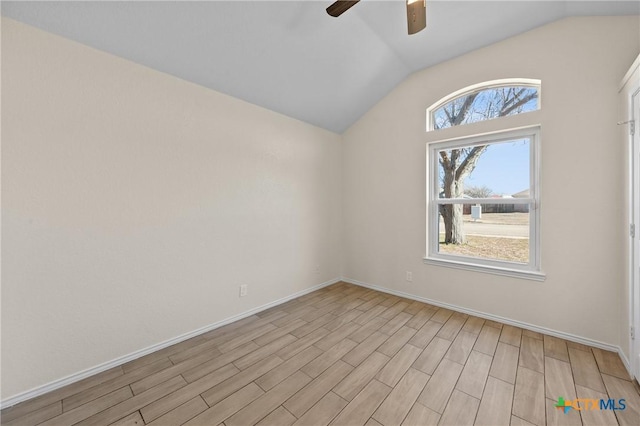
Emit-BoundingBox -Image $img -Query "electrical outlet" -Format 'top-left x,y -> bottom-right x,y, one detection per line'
239,285 -> 248,297
406,271 -> 413,282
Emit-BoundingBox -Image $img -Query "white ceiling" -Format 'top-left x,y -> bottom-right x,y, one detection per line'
2,1 -> 639,133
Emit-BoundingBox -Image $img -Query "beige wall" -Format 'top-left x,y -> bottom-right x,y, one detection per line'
1,18 -> 342,400
342,16 -> 639,349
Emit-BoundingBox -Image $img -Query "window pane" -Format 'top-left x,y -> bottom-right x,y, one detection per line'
438,204 -> 530,263
438,138 -> 530,199
433,86 -> 538,130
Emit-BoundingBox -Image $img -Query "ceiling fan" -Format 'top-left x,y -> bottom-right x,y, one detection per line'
326,0 -> 427,35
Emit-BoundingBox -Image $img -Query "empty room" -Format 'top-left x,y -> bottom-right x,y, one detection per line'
2,1 -> 640,425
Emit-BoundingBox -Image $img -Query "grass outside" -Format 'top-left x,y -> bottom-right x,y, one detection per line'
438,212 -> 530,263
439,234 -> 529,263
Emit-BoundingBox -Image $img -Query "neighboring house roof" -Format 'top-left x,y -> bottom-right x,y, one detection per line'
512,189 -> 530,198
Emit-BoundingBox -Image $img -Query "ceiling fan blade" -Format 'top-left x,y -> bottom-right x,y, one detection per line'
326,1 -> 360,18
407,0 -> 426,35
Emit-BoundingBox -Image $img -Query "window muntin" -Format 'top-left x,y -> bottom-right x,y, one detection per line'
428,80 -> 540,131
427,127 -> 540,274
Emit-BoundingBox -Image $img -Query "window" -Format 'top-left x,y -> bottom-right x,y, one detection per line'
427,79 -> 540,131
425,80 -> 543,280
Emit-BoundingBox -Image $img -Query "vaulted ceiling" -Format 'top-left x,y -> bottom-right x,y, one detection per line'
3,1 -> 638,133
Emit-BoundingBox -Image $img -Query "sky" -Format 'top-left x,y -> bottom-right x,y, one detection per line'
451,138 -> 530,196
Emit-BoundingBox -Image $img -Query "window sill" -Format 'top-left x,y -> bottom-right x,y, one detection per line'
422,257 -> 546,282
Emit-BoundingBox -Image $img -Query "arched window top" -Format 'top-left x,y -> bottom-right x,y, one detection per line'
427,79 -> 541,131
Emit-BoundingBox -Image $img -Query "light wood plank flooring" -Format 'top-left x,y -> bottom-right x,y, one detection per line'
2,282 -> 639,425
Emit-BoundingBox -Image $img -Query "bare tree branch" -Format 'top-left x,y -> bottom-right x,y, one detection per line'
499,91 -> 537,116
451,93 -> 479,126
439,151 -> 450,169
455,145 -> 488,181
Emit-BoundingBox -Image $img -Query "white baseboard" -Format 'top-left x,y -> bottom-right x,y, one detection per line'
342,277 -> 632,374
0,277 -> 341,410
618,350 -> 632,377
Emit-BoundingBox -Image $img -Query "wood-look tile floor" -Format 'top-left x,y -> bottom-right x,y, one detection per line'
2,282 -> 639,426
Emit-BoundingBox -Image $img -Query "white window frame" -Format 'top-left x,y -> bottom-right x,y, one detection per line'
426,78 -> 542,132
424,126 -> 544,281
